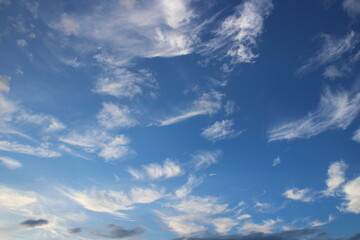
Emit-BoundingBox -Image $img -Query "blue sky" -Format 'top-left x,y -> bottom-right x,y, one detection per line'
0,0 -> 360,239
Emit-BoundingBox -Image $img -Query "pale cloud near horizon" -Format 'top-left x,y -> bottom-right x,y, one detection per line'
238,219 -> 280,234
268,88 -> 360,141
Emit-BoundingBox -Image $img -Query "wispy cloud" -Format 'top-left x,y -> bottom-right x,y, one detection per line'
310,215 -> 334,227
128,159 -> 183,180
158,195 -> 236,235
191,150 -> 221,171
199,0 -> 273,69
238,219 -> 281,234
0,140 -> 61,158
59,130 -> 135,162
283,188 -> 313,202
0,156 -> 22,169
17,112 -> 66,132
343,0 -> 360,18
296,31 -> 359,76
61,186 -> 164,218
94,68 -> 158,99
159,90 -> 223,126
201,120 -> 241,142
352,128 -> 360,143
175,175 -> 204,199
97,102 -> 137,129
323,161 -> 347,196
268,88 -> 360,141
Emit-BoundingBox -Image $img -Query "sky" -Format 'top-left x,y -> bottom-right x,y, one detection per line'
0,0 -> 360,239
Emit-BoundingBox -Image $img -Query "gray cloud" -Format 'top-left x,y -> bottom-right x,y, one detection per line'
91,224 -> 144,239
174,229 -> 360,240
68,227 -> 82,234
20,219 -> 49,227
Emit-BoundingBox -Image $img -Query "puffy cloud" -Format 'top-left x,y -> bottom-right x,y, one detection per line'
97,102 -> 137,129
283,188 -> 313,202
202,120 -> 241,142
340,176 -> 360,213
160,90 -> 224,126
0,156 -> 22,169
272,157 -> 281,167
268,88 -> 360,141
323,161 -> 347,196
0,140 -> 61,158
91,224 -> 144,239
16,39 -> 28,47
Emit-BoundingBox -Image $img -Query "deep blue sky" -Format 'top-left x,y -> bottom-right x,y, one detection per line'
0,0 -> 360,239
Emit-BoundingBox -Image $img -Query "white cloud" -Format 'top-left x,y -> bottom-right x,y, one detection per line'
94,68 -> 158,98
352,128 -> 360,142
323,160 -> 347,196
238,219 -> 280,234
340,176 -> 360,213
18,112 -> 66,132
52,0 -> 196,61
200,0 -> 273,66
272,157 -> 281,167
201,119 -> 240,141
0,185 -> 38,213
210,217 -> 238,233
16,39 -> 27,47
283,188 -> 313,202
61,187 -> 164,218
297,31 -> 359,75
128,159 -> 183,180
97,102 -> 137,129
175,175 -> 203,199
224,101 -> 235,115
268,88 -> 360,141
59,130 -> 135,162
158,195 -> 235,235
191,150 -> 221,171
343,0 -> 360,18
0,140 -> 61,158
323,65 -> 343,79
310,215 -> 334,227
237,214 -> 252,221
159,90 -> 223,126
0,156 -> 22,169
